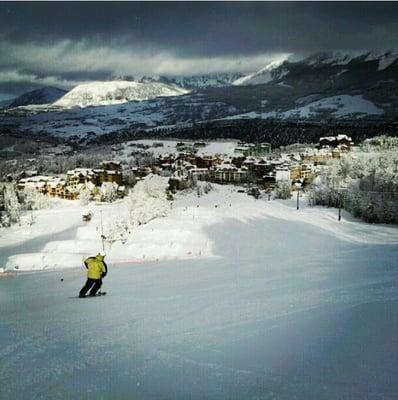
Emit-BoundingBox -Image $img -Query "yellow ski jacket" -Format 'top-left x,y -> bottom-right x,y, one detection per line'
84,254 -> 107,280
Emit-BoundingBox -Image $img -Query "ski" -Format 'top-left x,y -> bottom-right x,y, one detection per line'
70,292 -> 107,299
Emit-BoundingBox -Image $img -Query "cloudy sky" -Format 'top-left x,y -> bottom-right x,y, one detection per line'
1,1 -> 397,99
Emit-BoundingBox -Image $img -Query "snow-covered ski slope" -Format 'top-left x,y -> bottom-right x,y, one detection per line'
1,186 -> 397,271
1,186 -> 398,399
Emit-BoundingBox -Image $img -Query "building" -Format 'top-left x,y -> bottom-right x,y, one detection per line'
290,164 -> 301,180
195,155 -> 223,169
235,142 -> 271,157
67,168 -> 98,189
93,168 -> 123,186
300,164 -> 314,181
213,164 -> 248,183
189,168 -> 211,181
18,162 -> 126,201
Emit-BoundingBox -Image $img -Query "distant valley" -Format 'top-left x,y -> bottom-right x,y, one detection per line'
1,51 -> 397,148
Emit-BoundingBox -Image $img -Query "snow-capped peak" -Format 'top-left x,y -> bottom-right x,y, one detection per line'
365,51 -> 398,71
303,52 -> 358,66
53,80 -> 189,108
233,58 -> 288,86
139,73 -> 245,89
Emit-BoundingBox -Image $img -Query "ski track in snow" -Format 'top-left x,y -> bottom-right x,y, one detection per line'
1,186 -> 398,399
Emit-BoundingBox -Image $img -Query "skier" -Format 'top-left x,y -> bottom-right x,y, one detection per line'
79,253 -> 108,298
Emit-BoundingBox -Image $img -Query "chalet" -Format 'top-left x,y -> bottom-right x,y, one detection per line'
158,163 -> 173,176
214,164 -> 248,184
132,167 -> 152,179
177,152 -> 197,166
290,164 -> 301,180
300,164 -> 314,181
157,154 -> 176,166
18,176 -> 53,193
242,157 -> 256,169
67,168 -> 98,189
195,155 -> 222,169
262,173 -> 276,189
93,168 -> 123,186
231,155 -> 246,168
188,168 -> 211,181
46,178 -> 67,198
252,159 -> 273,177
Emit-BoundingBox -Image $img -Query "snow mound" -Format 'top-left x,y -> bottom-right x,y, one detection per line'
54,80 -> 189,108
5,252 -> 85,271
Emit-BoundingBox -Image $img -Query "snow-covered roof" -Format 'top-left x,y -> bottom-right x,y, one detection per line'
21,175 -> 55,183
320,134 -> 352,143
101,160 -> 121,165
192,168 -> 209,172
67,168 -> 95,177
217,164 -> 237,170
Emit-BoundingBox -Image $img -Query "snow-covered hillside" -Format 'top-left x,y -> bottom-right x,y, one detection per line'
365,51 -> 398,71
1,185 -> 397,271
1,186 -> 397,399
234,51 -> 398,87
2,50 -> 397,136
142,73 -> 245,89
225,94 -> 384,120
233,59 -> 287,86
54,80 -> 189,108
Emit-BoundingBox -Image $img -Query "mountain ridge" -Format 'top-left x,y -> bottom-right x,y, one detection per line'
9,86 -> 67,108
2,50 -> 397,138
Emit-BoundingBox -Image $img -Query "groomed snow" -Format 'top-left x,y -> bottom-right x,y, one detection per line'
1,186 -> 397,272
1,185 -> 397,399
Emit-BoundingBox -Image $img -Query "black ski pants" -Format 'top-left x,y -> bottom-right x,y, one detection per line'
79,278 -> 102,296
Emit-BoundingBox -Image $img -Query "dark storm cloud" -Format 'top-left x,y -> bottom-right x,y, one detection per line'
1,2 -> 398,97
2,2 -> 398,55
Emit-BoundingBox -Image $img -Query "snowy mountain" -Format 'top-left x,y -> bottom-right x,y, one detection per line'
140,72 -> 245,89
53,80 -> 189,108
234,51 -> 398,86
365,51 -> 398,71
2,51 -> 397,138
233,60 -> 287,86
8,86 -> 67,108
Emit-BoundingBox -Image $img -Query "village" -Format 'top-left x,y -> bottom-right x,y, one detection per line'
10,134 -> 354,202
